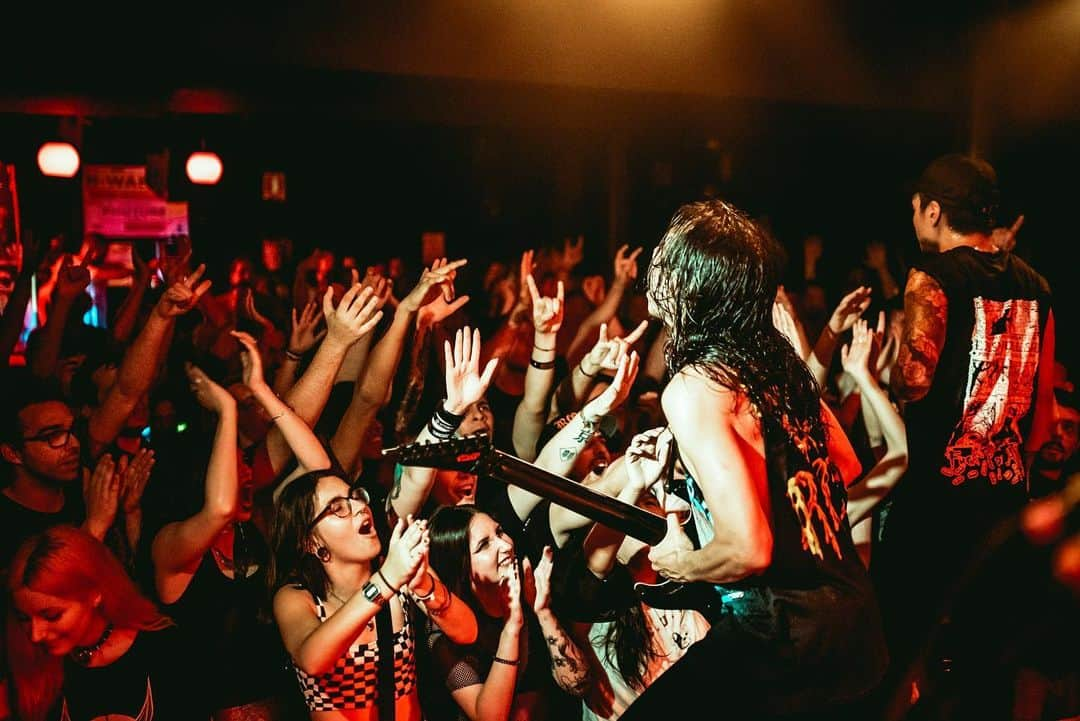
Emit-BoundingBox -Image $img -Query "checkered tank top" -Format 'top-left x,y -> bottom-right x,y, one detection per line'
294,593 -> 417,711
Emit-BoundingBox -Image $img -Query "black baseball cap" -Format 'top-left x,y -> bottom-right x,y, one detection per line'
912,154 -> 1000,230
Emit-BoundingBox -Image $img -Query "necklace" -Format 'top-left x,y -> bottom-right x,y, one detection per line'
71,622 -> 113,665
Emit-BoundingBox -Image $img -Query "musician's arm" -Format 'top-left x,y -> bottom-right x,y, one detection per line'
891,269 -> 947,403
648,374 -> 772,584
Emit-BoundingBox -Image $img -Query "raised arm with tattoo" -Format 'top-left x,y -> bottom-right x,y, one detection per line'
152,364 -> 238,603
525,546 -> 592,697
890,269 -> 947,404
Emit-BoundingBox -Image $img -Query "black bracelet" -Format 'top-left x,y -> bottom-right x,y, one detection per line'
529,358 -> 557,370
375,568 -> 398,595
428,402 -> 465,441
533,342 -> 555,352
578,363 -> 598,378
285,349 -> 304,362
493,656 -> 520,667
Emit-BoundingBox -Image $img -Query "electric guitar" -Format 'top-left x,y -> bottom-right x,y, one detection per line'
382,434 -> 729,619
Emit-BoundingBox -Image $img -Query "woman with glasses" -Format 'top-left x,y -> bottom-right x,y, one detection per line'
232,328 -> 476,721
149,350 -> 296,721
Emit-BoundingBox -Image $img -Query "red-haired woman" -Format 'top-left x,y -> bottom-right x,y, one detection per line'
6,524 -> 203,721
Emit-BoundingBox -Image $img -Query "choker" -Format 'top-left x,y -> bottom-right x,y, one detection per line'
70,623 -> 113,665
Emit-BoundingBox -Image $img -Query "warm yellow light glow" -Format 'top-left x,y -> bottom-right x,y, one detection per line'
37,142 -> 80,178
186,151 -> 223,185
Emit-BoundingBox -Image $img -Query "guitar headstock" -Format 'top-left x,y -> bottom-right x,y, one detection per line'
381,433 -> 493,471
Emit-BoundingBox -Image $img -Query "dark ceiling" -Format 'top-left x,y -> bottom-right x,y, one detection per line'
4,0 -> 1076,134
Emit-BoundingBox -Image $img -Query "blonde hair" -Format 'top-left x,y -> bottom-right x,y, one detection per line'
6,525 -> 173,721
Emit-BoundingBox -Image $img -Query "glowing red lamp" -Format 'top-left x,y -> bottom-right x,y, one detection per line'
185,151 -> 223,185
37,142 -> 80,178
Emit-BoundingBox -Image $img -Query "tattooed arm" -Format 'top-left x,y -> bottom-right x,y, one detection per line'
527,547 -> 593,697
891,269 -> 947,404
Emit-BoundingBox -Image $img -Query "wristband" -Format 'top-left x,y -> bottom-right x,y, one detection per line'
493,656 -> 520,667
578,363 -> 598,378
412,575 -> 436,602
428,402 -> 465,441
375,568 -> 398,595
285,348 -> 304,362
529,358 -> 556,370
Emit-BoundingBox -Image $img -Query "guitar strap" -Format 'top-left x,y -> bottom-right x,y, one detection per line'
375,600 -> 395,721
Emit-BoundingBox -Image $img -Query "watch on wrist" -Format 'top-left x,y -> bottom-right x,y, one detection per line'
362,580 -> 385,605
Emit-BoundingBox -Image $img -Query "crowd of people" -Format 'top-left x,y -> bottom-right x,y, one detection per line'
0,153 -> 1075,721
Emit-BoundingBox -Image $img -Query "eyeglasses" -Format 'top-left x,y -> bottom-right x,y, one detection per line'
308,486 -> 371,531
22,427 -> 75,449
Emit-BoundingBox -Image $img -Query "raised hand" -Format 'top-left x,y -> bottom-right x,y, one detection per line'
443,326 -> 499,415
241,290 -> 273,329
186,362 -> 237,413
418,292 -> 470,330
155,263 -> 211,318
231,331 -> 267,390
322,282 -> 384,348
625,427 -> 674,497
522,545 -> 554,614
289,301 -> 326,355
130,246 -> 152,286
399,258 -> 467,313
583,351 -> 640,419
552,235 -> 585,274
55,254 -> 91,301
504,558 -> 524,631
840,318 -> 877,384
381,515 -> 430,591
582,321 -> 649,375
158,242 -> 193,289
612,244 -> 644,287
84,454 -> 120,539
527,274 -> 564,334
991,214 -> 1024,252
119,448 -> 156,514
827,286 -> 872,336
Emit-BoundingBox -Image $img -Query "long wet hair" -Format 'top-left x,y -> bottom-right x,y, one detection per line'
647,199 -> 824,440
267,468 -> 345,602
6,525 -> 173,721
603,599 -> 654,691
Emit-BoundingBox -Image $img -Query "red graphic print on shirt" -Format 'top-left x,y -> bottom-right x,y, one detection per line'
784,417 -> 846,560
941,297 -> 1040,486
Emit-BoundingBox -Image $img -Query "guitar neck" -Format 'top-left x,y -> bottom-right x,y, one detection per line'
482,450 -> 667,546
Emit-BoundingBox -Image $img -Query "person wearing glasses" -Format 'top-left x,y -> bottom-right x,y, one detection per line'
226,327 -> 475,720
0,380 -> 119,571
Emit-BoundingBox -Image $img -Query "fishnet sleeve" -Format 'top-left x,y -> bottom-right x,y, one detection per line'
428,627 -> 486,692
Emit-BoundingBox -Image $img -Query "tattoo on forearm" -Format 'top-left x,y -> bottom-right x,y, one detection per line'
546,632 -> 592,696
559,447 -> 578,462
892,270 -> 947,402
573,418 -> 597,444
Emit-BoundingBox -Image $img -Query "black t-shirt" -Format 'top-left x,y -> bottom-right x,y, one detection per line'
55,627 -> 207,721
0,490 -> 84,573
887,248 -> 1052,567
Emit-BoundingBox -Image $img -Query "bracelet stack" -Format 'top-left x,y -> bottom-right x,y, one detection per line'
428,403 -> 465,441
